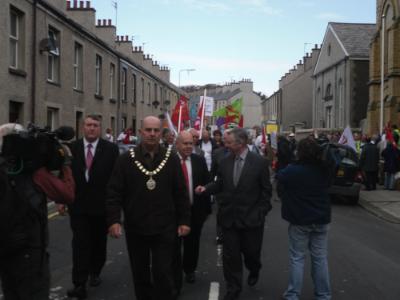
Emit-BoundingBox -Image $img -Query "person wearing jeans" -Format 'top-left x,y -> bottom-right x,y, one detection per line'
277,138 -> 332,300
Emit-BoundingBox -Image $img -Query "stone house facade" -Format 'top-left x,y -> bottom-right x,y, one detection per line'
313,22 -> 375,130
367,0 -> 400,134
1,0 -> 182,139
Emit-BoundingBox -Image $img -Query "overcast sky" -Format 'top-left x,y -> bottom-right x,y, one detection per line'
90,0 -> 376,96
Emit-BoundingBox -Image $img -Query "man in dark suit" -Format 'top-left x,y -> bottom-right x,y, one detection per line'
174,131 -> 211,291
196,128 -> 272,300
107,116 -> 191,300
359,135 -> 380,190
64,115 -> 119,299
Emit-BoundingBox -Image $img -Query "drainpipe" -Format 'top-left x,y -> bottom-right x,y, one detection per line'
31,0 -> 38,123
117,58 -> 121,135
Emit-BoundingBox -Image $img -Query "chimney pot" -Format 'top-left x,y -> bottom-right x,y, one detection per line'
134,46 -> 137,51
79,1 -> 84,9
117,36 -> 120,41
86,1 -> 90,8
108,19 -> 112,26
67,1 -> 71,9
125,35 -> 129,41
73,0 -> 77,8
102,19 -> 106,26
97,19 -> 101,26
139,46 -> 142,52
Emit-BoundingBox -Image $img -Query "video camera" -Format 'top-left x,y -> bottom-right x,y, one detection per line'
0,124 -> 75,173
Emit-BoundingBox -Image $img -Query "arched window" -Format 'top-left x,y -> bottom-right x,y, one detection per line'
324,83 -> 332,100
338,79 -> 344,127
383,4 -> 395,74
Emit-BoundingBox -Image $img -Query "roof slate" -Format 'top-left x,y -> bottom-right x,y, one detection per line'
330,22 -> 376,58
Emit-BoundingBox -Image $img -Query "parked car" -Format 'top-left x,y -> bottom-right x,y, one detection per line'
118,143 -> 135,155
326,143 -> 362,204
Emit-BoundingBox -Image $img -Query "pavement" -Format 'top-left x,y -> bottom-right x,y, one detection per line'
359,186 -> 400,224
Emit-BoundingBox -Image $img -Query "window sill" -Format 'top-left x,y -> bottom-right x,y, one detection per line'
73,88 -> 83,94
109,98 -> 117,104
121,99 -> 128,103
95,94 -> 104,100
47,80 -> 61,87
140,101 -> 144,104
131,102 -> 136,106
9,67 -> 27,77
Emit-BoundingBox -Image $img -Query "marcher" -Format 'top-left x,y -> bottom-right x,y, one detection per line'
195,127 -> 272,300
189,128 -> 204,156
104,128 -> 114,143
0,123 -> 75,300
381,140 -> 400,190
107,116 -> 191,300
277,138 -> 332,300
65,115 -> 119,299
173,131 -> 211,292
199,129 -> 216,171
359,136 -> 380,190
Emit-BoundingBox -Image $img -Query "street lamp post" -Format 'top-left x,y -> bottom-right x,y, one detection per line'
178,68 -> 195,87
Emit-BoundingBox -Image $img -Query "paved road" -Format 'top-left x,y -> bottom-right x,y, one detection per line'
2,199 -> 400,300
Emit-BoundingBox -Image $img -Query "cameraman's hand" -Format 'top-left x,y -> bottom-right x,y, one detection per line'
57,204 -> 66,216
109,223 -> 122,238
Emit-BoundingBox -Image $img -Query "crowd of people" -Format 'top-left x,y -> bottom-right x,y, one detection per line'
2,114 -> 399,300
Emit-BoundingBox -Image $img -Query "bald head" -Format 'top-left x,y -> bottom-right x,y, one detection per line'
189,128 -> 200,145
176,131 -> 193,159
140,116 -> 162,149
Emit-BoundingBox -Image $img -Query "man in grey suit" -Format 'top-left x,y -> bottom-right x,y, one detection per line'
195,128 -> 272,300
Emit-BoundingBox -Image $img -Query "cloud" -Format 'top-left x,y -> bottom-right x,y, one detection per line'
296,0 -> 315,7
316,12 -> 345,21
235,0 -> 281,15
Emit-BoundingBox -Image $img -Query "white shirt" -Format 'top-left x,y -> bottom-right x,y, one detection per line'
178,153 -> 193,205
201,140 -> 212,171
83,138 -> 99,181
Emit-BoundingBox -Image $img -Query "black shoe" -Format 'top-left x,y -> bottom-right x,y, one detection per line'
223,291 -> 240,300
247,271 -> 259,286
89,275 -> 102,287
67,285 -> 87,299
185,272 -> 196,283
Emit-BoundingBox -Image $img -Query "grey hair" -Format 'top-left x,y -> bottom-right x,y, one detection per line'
229,128 -> 248,146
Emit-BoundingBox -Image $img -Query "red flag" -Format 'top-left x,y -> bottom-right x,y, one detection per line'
385,122 -> 396,146
194,98 -> 204,130
261,125 -> 266,144
238,115 -> 244,128
171,96 -> 190,129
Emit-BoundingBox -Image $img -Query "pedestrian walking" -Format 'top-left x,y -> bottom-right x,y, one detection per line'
277,138 -> 332,300
195,127 -> 272,300
107,116 -> 191,300
65,115 -> 119,299
173,131 -> 211,293
359,136 -> 380,190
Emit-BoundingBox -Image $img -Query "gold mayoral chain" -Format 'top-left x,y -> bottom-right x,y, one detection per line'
129,146 -> 172,191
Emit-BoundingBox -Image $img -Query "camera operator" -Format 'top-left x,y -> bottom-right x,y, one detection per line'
0,123 -> 75,300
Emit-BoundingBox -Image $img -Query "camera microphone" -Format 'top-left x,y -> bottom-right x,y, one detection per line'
54,126 -> 75,141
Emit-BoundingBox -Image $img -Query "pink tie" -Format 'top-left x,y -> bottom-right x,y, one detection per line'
86,144 -> 93,170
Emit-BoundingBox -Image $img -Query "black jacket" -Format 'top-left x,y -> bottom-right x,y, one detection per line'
205,151 -> 272,228
69,138 -> 119,216
106,145 -> 191,235
359,143 -> 379,172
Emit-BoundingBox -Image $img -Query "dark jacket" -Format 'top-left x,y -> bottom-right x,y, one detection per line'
277,163 -> 331,225
205,151 -> 272,228
69,138 -> 119,216
359,142 -> 379,172
381,144 -> 400,173
106,145 -> 191,235
189,154 -> 212,227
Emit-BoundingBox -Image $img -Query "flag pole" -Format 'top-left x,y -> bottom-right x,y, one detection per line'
380,13 -> 386,135
200,89 -> 207,134
178,104 -> 182,133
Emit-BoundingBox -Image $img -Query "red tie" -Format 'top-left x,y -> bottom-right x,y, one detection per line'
86,144 -> 93,170
181,158 -> 189,191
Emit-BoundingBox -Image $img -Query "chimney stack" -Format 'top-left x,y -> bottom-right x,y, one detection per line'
108,19 -> 112,26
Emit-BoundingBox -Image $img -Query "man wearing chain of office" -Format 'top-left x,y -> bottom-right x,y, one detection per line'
107,116 -> 191,300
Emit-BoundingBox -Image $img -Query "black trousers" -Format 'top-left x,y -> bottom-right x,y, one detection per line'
70,214 -> 107,286
125,229 -> 176,300
364,171 -> 378,190
0,248 -> 49,300
222,225 -> 264,294
173,221 -> 205,293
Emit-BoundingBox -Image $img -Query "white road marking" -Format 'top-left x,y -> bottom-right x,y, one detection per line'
209,282 -> 220,300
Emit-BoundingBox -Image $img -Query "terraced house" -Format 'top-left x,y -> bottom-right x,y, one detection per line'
1,0 -> 183,137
